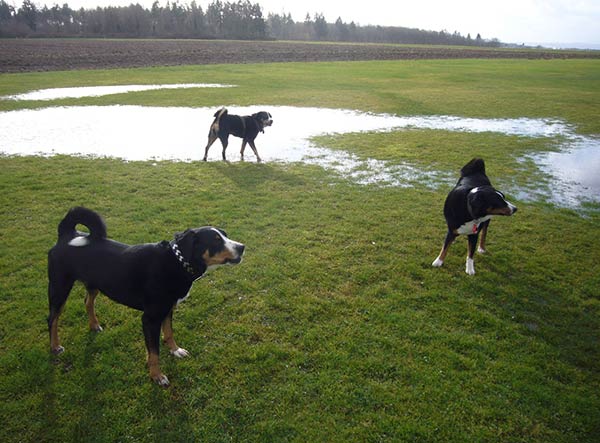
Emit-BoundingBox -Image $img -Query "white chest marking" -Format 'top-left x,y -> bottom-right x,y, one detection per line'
456,216 -> 491,235
177,291 -> 191,305
68,236 -> 90,247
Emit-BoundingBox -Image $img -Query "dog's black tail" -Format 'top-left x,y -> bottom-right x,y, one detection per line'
460,158 -> 486,177
57,207 -> 107,241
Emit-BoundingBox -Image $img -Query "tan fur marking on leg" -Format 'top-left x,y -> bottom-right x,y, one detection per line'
478,224 -> 488,252
85,289 -> 102,332
437,246 -> 449,262
50,316 -> 62,353
161,312 -> 178,353
147,352 -> 168,386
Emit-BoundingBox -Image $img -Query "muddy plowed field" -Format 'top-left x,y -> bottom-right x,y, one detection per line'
1,38 -> 598,73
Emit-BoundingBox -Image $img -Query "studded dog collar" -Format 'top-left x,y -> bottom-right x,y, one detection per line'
170,241 -> 197,276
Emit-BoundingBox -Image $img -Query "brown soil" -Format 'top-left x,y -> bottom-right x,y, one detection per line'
1,38 -> 598,73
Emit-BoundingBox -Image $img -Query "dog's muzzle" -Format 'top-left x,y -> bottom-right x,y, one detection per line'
227,242 -> 245,264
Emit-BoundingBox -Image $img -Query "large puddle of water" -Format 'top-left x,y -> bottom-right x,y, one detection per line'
0,83 -> 236,101
0,103 -> 598,208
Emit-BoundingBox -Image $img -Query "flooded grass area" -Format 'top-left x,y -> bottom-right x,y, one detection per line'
0,98 -> 598,209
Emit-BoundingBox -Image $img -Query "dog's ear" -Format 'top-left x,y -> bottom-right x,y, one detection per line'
173,229 -> 210,275
174,229 -> 189,242
461,158 -> 485,177
174,229 -> 195,258
468,191 -> 488,218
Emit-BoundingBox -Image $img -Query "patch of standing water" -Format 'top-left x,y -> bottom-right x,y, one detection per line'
0,83 -> 236,101
528,136 -> 600,207
0,104 -> 598,209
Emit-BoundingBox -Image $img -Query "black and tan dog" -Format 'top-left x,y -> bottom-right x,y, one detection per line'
202,107 -> 273,162
47,207 -> 245,386
432,158 -> 517,275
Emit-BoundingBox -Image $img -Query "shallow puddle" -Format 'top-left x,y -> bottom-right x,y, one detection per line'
532,137 -> 600,207
1,83 -> 235,101
0,104 -> 598,208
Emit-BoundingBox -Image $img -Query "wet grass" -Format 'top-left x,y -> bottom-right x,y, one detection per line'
1,59 -> 599,132
1,58 -> 599,442
312,129 -> 569,204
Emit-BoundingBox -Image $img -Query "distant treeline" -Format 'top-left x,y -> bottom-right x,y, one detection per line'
0,0 -> 501,46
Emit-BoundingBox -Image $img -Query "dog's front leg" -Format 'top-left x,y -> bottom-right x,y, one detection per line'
85,289 -> 103,332
142,312 -> 169,387
248,140 -> 262,163
162,308 -> 190,358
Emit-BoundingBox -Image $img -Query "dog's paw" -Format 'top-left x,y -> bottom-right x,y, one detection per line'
432,257 -> 444,267
465,258 -> 476,275
90,324 -> 103,332
170,348 -> 190,359
153,373 -> 170,387
51,345 -> 65,355
477,246 -> 487,254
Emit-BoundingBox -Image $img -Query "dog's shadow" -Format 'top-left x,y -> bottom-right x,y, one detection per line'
40,331 -> 195,440
208,161 -> 308,189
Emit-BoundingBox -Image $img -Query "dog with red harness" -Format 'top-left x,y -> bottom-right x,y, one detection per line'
432,158 -> 517,275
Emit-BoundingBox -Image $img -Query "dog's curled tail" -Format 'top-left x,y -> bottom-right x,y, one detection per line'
460,158 -> 486,177
57,207 -> 107,241
210,107 -> 228,133
214,107 -> 228,120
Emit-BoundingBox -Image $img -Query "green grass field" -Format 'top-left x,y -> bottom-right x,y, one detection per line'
1,58 -> 599,442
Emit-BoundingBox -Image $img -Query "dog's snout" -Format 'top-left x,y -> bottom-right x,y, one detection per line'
236,243 -> 245,256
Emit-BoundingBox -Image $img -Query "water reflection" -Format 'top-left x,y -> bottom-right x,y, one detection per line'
0,104 -> 597,208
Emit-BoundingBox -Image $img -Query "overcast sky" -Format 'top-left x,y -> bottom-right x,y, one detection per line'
13,0 -> 600,46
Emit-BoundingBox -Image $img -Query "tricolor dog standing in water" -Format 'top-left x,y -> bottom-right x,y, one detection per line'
47,207 -> 245,386
203,107 -> 273,162
432,158 -> 517,275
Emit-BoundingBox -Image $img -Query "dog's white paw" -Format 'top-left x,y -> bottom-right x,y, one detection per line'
52,345 -> 65,355
477,246 -> 487,254
432,257 -> 444,267
465,258 -> 476,275
153,374 -> 170,387
170,348 -> 190,358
